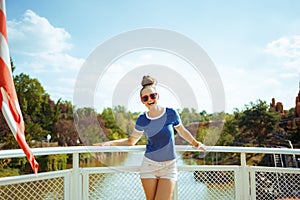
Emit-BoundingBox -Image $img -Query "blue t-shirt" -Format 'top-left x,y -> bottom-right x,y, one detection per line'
134,107 -> 181,162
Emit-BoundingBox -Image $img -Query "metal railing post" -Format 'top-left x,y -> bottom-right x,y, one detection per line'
240,153 -> 250,200
71,153 -> 81,200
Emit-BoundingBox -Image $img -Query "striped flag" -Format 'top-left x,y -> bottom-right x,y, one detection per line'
0,0 -> 39,174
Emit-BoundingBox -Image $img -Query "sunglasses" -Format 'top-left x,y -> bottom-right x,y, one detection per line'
141,93 -> 158,102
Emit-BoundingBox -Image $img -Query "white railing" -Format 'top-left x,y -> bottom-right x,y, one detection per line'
0,146 -> 300,200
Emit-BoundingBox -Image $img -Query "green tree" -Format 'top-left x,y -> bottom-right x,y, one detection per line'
199,110 -> 210,122
219,114 -> 238,146
51,100 -> 74,143
54,119 -> 78,146
14,73 -> 55,141
73,107 -> 101,145
179,108 -> 202,125
14,73 -> 45,121
58,100 -> 73,120
0,110 -> 13,148
101,107 -> 127,140
235,100 -> 281,146
180,108 -> 191,125
113,105 -> 136,134
38,96 -> 61,133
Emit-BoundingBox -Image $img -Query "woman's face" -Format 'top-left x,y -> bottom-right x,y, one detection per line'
140,87 -> 159,109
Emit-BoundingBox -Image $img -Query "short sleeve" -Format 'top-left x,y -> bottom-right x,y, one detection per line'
134,114 -> 145,133
171,108 -> 181,127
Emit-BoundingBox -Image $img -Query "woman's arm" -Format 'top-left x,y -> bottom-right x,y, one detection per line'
93,130 -> 143,146
175,124 -> 206,151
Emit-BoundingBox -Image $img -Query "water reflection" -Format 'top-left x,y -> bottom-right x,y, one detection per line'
80,152 -> 203,167
83,152 -> 235,199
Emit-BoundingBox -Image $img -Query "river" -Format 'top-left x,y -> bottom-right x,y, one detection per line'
86,152 -> 235,200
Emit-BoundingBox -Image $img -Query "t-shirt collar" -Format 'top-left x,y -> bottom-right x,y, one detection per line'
145,107 -> 166,120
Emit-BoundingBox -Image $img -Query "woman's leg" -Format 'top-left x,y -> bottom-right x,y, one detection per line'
141,178 -> 158,200
154,178 -> 176,200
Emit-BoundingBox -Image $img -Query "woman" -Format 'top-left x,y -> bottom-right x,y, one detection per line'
98,75 -> 206,200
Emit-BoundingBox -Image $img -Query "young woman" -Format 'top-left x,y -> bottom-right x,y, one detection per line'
97,75 -> 206,200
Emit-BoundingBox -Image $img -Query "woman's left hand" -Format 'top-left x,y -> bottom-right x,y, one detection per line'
193,142 -> 206,151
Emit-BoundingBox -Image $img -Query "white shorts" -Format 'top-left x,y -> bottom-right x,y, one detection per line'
139,156 -> 178,181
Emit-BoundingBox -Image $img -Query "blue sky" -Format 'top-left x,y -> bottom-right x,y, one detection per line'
5,0 -> 300,113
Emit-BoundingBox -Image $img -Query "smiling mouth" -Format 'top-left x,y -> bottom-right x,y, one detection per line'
148,101 -> 155,105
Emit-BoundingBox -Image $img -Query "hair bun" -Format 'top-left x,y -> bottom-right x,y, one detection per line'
141,75 -> 156,87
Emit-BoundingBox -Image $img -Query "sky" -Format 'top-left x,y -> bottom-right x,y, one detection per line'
5,0 -> 300,114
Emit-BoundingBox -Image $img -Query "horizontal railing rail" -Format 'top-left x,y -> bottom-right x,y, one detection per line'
1,145 -> 300,159
0,146 -> 299,200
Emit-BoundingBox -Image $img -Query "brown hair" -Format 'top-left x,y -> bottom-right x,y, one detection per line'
140,75 -> 157,95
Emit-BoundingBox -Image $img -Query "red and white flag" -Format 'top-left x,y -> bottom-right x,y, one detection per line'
0,0 -> 39,174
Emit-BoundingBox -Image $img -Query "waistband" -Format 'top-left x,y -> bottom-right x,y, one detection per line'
143,156 -> 177,166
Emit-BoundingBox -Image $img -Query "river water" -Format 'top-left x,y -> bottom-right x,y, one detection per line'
87,152 -> 235,200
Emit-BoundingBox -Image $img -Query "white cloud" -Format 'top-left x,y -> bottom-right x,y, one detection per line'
264,78 -> 281,86
44,85 -> 74,103
7,10 -> 84,102
8,10 -> 72,54
25,52 -> 84,72
280,72 -> 299,78
218,61 -> 299,113
7,10 -> 84,73
264,35 -> 300,72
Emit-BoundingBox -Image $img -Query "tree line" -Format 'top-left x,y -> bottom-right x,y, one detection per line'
1,59 -> 299,176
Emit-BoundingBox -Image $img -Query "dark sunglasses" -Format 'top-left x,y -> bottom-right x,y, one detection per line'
141,93 -> 158,102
